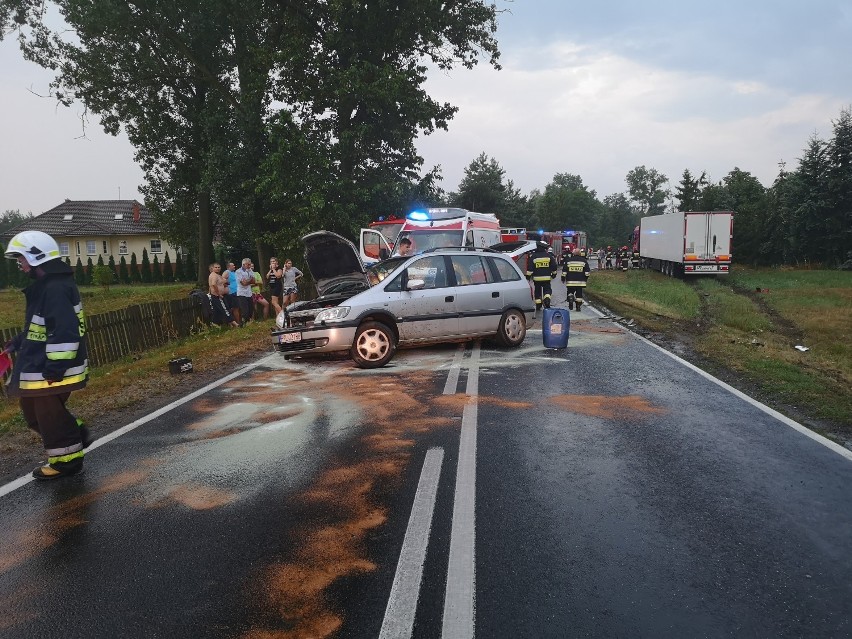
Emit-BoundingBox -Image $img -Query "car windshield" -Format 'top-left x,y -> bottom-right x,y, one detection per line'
366,256 -> 408,286
397,230 -> 464,252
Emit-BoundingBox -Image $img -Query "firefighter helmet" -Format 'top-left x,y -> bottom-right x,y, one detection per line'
4,231 -> 62,266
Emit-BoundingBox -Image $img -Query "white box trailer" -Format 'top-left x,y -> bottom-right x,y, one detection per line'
639,211 -> 733,275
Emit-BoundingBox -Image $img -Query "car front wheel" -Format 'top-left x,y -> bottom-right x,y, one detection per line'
351,321 -> 396,368
497,309 -> 526,347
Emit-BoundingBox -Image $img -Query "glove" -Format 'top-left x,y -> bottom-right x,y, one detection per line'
43,369 -> 65,385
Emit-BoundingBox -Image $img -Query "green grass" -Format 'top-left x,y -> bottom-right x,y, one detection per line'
0,283 -> 191,329
589,266 -> 852,428
590,270 -> 701,321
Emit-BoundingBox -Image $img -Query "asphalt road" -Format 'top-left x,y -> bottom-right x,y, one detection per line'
1,286 -> 851,639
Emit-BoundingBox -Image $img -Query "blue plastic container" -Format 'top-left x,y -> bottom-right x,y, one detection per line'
542,308 -> 570,349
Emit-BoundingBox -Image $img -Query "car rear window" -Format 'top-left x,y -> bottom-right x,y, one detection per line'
488,256 -> 522,282
450,255 -> 493,286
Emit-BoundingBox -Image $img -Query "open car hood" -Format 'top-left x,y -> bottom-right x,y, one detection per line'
302,231 -> 369,296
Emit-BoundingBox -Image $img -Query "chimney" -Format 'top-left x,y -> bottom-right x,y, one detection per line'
132,202 -> 141,223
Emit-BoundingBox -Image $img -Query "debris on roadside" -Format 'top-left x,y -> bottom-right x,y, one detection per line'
794,345 -> 810,352
750,338 -> 765,346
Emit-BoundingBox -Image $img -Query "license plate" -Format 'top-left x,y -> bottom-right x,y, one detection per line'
279,332 -> 302,344
696,265 -> 718,271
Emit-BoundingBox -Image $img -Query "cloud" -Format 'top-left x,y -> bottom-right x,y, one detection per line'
416,38 -> 847,198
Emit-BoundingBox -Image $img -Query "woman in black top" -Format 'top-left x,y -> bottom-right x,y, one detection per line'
267,257 -> 284,316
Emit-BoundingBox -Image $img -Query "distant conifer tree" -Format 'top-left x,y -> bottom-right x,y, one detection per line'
152,253 -> 162,283
130,252 -> 142,283
162,251 -> 173,282
174,252 -> 185,281
75,258 -> 85,285
141,249 -> 152,283
119,255 -> 129,284
86,257 -> 94,285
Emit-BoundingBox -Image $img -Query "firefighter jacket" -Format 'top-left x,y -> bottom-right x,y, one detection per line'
561,256 -> 591,286
526,249 -> 557,282
6,259 -> 89,398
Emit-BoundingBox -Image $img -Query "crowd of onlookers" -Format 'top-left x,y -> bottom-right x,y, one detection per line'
207,257 -> 303,327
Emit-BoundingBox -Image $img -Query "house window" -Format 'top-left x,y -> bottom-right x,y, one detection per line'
76,242 -> 81,256
114,213 -> 123,220
86,241 -> 96,255
59,242 -> 70,257
150,239 -> 162,254
63,214 -> 74,221
103,241 -> 108,254
119,241 -> 128,255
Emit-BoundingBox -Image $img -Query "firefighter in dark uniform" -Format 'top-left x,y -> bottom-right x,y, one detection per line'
619,246 -> 630,271
561,248 -> 591,311
631,246 -> 641,269
3,231 -> 92,480
526,243 -> 557,311
605,246 -> 614,269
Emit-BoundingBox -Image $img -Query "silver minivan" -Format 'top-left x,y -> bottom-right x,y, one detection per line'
271,231 -> 535,368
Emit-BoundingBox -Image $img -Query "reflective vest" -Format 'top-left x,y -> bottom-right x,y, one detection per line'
7,260 -> 89,397
561,256 -> 590,286
526,250 -> 557,282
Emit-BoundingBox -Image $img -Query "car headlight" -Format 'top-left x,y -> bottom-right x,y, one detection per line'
314,306 -> 350,322
275,311 -> 286,328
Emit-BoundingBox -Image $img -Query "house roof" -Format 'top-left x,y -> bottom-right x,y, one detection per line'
1,200 -> 160,239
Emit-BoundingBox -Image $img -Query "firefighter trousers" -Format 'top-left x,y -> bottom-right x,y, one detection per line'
533,280 -> 552,308
20,393 -> 83,454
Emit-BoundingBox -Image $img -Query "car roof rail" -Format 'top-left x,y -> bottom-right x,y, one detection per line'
420,246 -> 500,254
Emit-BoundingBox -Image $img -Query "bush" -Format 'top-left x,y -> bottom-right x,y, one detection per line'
91,265 -> 115,290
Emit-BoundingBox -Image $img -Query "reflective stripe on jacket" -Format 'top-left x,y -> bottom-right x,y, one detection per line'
7,260 -> 89,398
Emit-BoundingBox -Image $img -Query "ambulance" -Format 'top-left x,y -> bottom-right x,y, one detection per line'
359,207 -> 502,263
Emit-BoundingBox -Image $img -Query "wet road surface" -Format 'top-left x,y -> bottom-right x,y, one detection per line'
1,286 -> 851,638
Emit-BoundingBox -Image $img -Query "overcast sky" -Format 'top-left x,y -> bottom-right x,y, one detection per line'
2,0 -> 850,215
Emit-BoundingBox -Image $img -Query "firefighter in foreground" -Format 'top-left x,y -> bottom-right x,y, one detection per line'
561,248 -> 591,311
3,231 -> 92,480
526,242 -> 558,311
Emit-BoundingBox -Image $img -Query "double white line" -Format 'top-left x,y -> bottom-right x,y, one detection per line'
380,343 -> 480,639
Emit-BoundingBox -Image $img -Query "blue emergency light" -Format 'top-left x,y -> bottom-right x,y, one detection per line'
408,210 -> 430,221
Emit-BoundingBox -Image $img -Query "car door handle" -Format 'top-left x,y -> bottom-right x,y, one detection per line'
445,296 -> 454,302
492,291 -> 500,298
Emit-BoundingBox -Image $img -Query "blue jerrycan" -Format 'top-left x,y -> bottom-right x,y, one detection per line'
542,308 -> 570,349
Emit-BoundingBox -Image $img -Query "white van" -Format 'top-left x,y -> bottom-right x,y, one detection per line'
360,208 -> 502,263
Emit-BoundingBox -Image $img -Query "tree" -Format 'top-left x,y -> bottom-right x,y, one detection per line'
674,169 -> 707,211
119,255 -> 130,284
535,173 -> 601,236
827,106 -> 852,265
0,210 -> 32,234
129,253 -> 142,283
162,251 -> 173,282
626,166 -> 669,216
141,249 -> 152,283
3,0 -> 501,287
107,254 -> 117,281
85,257 -> 94,285
597,193 -> 637,248
174,252 -> 185,281
453,153 -> 508,213
74,258 -> 85,285
151,253 -> 162,283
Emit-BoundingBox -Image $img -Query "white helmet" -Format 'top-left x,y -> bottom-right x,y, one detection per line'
4,231 -> 62,266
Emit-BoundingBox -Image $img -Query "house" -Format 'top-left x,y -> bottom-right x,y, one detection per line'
1,199 -> 181,266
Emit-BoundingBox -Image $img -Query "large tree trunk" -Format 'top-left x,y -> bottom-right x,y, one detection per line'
197,189 -> 214,287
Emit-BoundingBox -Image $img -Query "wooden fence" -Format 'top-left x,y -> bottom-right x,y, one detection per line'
0,297 -> 207,369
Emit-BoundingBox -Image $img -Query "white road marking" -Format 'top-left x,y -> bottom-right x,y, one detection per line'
0,353 -> 279,498
630,329 -> 852,462
379,447 -> 445,639
442,343 -> 466,395
442,341 -> 480,639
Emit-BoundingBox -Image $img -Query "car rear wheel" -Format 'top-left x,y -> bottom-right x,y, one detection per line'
497,309 -> 526,347
351,321 -> 396,368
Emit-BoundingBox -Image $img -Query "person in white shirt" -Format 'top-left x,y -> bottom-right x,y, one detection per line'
235,258 -> 256,324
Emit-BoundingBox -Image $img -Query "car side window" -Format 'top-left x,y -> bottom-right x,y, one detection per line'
450,255 -> 492,286
488,256 -> 522,282
405,256 -> 449,289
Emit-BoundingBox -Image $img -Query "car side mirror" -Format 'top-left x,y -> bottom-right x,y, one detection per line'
407,279 -> 425,291
379,248 -> 389,260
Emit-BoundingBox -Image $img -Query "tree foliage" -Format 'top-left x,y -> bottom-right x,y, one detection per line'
626,165 -> 669,216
